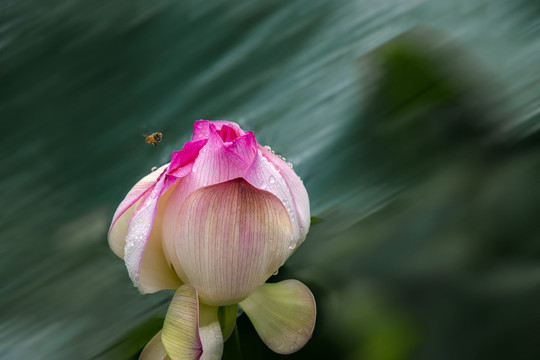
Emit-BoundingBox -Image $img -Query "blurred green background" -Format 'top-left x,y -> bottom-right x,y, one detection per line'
1,0 -> 540,359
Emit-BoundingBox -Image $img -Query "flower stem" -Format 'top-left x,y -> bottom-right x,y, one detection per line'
223,325 -> 243,360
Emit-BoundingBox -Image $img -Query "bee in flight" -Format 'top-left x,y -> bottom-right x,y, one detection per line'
145,132 -> 163,147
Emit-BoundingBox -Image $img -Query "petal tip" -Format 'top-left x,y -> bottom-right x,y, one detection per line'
240,279 -> 316,355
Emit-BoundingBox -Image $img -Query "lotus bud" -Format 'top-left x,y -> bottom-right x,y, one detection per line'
109,120 -> 315,359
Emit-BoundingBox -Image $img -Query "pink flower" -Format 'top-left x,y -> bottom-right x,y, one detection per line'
108,121 -> 315,359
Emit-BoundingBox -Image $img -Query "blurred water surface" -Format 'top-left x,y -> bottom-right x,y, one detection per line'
1,0 -> 539,359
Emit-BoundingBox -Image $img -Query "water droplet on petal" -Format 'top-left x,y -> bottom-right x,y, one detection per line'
287,162 -> 293,169
269,175 -> 275,184
151,166 -> 158,171
264,145 -> 272,151
272,269 -> 279,275
288,238 -> 297,250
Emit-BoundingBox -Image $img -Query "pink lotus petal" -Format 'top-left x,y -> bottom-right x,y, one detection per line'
124,172 -> 179,291
211,127 -> 257,164
162,127 -> 258,275
165,178 -> 294,306
138,183 -> 183,293
192,120 -> 247,141
259,145 -> 310,246
243,149 -> 302,254
162,285 -> 223,360
239,280 -> 316,354
112,133 -> 210,292
109,164 -> 182,293
217,124 -> 238,142
108,163 -> 168,258
168,139 -> 207,177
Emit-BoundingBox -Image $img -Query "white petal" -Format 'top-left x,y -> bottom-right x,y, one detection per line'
138,183 -> 182,293
108,164 -> 168,258
139,331 -> 170,360
198,303 -> 223,360
162,285 -> 223,360
239,280 -> 316,354
124,175 -> 180,293
259,145 -> 310,246
108,198 -> 140,258
163,178 -> 294,306
243,149 -> 308,253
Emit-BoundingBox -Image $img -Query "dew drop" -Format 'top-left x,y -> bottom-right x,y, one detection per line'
269,175 -> 275,184
288,238 -> 297,250
151,166 -> 158,171
272,269 -> 279,276
287,162 -> 293,169
264,145 -> 272,151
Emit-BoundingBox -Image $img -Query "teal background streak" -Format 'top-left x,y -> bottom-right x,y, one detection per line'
1,0 -> 539,359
